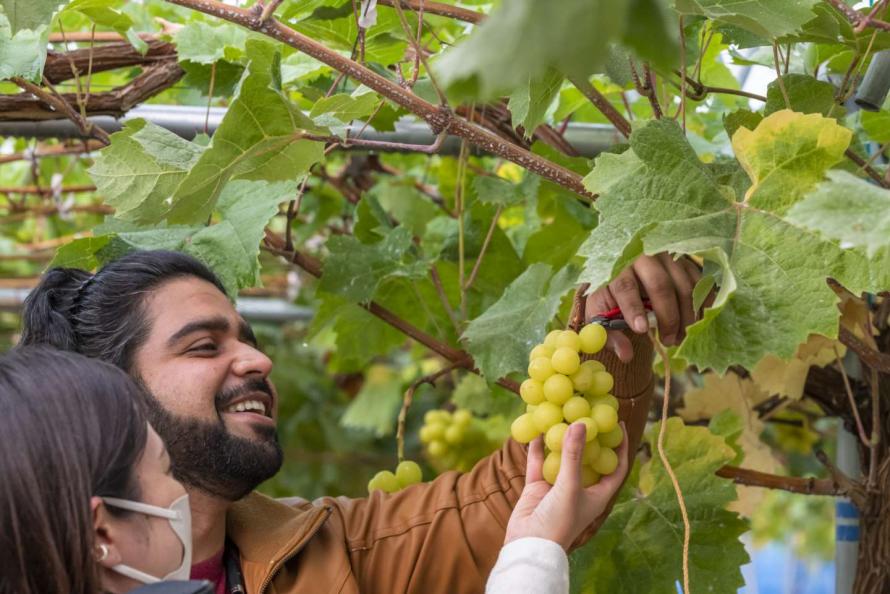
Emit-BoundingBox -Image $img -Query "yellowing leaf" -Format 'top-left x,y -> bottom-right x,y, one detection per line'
680,372 -> 781,516
732,110 -> 851,214
751,334 -> 843,400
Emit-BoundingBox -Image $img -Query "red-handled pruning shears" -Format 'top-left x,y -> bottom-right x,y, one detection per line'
587,299 -> 656,330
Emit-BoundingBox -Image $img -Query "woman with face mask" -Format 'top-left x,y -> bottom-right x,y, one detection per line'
0,347 -> 204,594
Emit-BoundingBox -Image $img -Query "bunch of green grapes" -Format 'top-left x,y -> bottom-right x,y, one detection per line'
510,325 -> 624,486
367,460 -> 423,494
419,408 -> 500,472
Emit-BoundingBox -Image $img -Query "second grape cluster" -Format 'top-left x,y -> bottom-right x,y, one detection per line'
510,324 -> 624,486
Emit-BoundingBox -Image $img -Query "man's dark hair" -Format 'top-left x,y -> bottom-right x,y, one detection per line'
0,347 -> 149,594
19,250 -> 228,371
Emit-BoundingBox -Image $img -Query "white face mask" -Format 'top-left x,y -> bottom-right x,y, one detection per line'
102,494 -> 192,584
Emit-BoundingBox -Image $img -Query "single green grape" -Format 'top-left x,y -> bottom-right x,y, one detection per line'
587,370 -> 614,396
575,416 -> 598,441
544,422 -> 569,452
422,422 -> 446,442
529,344 -> 554,361
581,466 -> 601,488
395,460 -> 423,487
368,470 -> 400,494
520,379 -> 545,405
579,323 -> 607,354
445,424 -> 466,445
542,373 -> 573,405
555,329 -> 581,351
591,404 -> 618,433
543,329 -> 563,349
532,401 -> 564,433
563,396 -> 591,423
452,409 -> 472,426
428,440 -> 448,458
528,357 -> 555,382
551,347 -> 581,375
542,451 -> 562,485
588,393 -> 620,411
510,413 -> 539,444
569,362 -> 596,392
591,447 -> 619,475
598,425 -> 624,448
582,439 -> 601,464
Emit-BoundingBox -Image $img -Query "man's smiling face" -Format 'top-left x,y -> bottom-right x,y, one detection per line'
132,276 -> 283,500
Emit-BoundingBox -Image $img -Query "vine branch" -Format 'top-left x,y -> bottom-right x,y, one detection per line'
164,0 -> 593,199
715,466 -> 848,496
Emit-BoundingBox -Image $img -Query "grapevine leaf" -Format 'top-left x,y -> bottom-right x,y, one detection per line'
309,291 -> 405,372
435,0 -> 629,99
0,15 -> 48,81
340,365 -> 403,436
89,119 -> 205,224
733,109 -> 851,214
451,373 -> 523,418
578,113 -> 885,372
50,235 -> 112,270
172,21 -> 249,65
862,109 -> 890,143
167,40 -> 324,224
621,0 -> 680,71
63,0 -> 141,50
369,179 -> 440,237
723,108 -> 762,138
0,0 -> 65,33
186,179 -> 298,295
318,226 -> 427,303
462,263 -> 578,381
572,418 -> 748,593
764,73 -> 845,119
787,170 -> 890,258
672,0 -> 820,39
750,334 -> 842,400
309,91 -> 379,126
472,176 -> 525,207
507,68 -> 563,138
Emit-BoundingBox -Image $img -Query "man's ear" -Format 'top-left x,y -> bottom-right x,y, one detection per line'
90,496 -> 124,569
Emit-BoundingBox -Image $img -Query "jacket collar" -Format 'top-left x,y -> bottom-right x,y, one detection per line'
226,492 -> 331,592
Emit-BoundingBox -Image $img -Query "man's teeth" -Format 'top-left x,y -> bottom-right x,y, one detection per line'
224,400 -> 266,415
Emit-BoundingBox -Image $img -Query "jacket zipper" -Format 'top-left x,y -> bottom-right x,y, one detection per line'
257,505 -> 333,594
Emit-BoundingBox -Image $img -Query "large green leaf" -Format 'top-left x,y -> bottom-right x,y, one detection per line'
507,68 -> 563,137
0,0 -> 65,33
764,73 -> 844,120
571,418 -> 748,593
89,119 -> 205,224
578,112 -> 886,372
435,0 -> 628,99
186,179 -> 299,295
787,171 -> 890,259
672,0 -> 820,39
462,263 -> 578,381
318,226 -> 428,303
0,14 -> 48,81
166,40 -> 324,224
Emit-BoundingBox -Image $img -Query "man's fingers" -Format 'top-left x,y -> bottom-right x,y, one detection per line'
555,423 -> 585,491
609,268 -> 648,334
632,256 -> 680,345
526,437 -> 545,484
659,253 -> 696,342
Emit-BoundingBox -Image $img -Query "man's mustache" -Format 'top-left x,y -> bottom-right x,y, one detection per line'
215,378 -> 274,409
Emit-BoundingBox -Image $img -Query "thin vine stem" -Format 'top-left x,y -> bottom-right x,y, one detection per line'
652,334 -> 691,594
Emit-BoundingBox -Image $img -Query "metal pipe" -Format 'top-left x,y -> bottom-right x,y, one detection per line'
855,50 -> 890,112
0,105 -> 618,158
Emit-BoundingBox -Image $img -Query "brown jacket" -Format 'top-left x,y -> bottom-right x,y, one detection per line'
227,336 -> 654,594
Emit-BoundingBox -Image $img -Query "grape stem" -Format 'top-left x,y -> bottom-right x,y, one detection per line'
396,358 -> 470,461
651,333 -> 691,594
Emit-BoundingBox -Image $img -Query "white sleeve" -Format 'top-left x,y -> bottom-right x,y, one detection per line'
485,537 -> 569,594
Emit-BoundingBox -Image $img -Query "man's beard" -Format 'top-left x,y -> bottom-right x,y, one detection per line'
140,377 -> 284,501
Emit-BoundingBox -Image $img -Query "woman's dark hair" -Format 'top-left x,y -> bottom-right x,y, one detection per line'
0,347 -> 150,594
19,250 -> 227,372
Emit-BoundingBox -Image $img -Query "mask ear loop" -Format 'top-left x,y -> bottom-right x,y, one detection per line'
102,497 -> 182,520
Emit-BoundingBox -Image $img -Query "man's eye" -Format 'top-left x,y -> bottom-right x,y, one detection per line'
188,343 -> 217,353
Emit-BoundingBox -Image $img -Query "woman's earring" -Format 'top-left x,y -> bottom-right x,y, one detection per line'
96,544 -> 109,562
